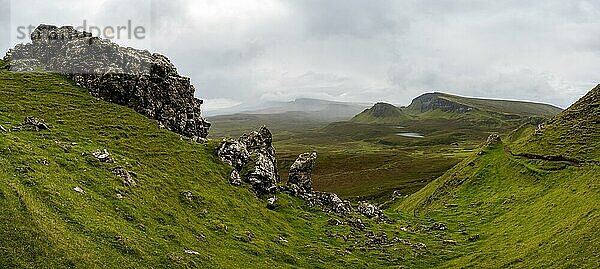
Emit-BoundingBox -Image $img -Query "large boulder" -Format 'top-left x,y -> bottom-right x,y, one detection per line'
287,152 -> 317,195
4,25 -> 210,138
217,126 -> 279,194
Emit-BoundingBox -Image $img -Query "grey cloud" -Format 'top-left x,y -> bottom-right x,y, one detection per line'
3,0 -> 600,109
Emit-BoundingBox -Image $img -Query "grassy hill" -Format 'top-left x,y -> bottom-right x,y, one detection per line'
2,57 -> 599,268
395,86 -> 600,267
0,59 -> 483,268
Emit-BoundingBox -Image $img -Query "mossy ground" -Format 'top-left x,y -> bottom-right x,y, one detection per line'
2,60 -> 598,268
0,61 -> 474,268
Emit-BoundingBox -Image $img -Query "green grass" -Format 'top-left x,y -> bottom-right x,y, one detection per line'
395,142 -> 600,267
2,59 -> 598,268
0,61 -> 477,268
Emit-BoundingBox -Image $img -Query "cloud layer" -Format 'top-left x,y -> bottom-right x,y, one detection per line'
4,0 -> 600,110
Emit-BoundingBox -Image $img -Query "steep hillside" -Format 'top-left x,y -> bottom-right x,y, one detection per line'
395,86 -> 600,267
510,85 -> 600,162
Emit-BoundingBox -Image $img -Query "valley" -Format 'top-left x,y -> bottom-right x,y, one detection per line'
209,92 -> 562,202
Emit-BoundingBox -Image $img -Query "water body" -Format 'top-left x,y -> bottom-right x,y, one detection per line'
397,132 -> 425,138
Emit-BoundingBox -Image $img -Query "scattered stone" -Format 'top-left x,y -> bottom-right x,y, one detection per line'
483,133 -> 502,147
287,152 -> 318,195
431,222 -> 448,231
267,196 -> 277,205
184,249 -> 199,255
92,149 -> 111,162
413,242 -> 427,250
468,234 -> 480,242
443,239 -> 458,246
229,170 -> 242,186
357,202 -> 384,218
21,116 -> 50,131
328,219 -> 343,226
73,187 -> 85,194
392,190 -> 402,200
0,125 -> 6,132
349,218 -> 366,230
113,167 -> 136,187
116,193 -> 124,199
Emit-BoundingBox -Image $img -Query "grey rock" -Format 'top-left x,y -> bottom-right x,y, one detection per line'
21,116 -> 50,131
0,125 -> 6,132
92,149 -> 111,163
483,133 -> 501,147
73,186 -> 85,194
5,24 -> 210,138
113,167 -> 136,187
431,222 -> 448,231
413,242 -> 427,249
357,202 -> 384,218
229,170 -> 242,186
217,126 -> 279,194
288,152 -> 317,195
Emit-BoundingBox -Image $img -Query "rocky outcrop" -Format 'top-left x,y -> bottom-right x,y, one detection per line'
218,126 -> 279,194
284,152 -> 352,214
288,152 -> 317,195
357,202 -> 384,218
4,24 -> 210,138
483,133 -> 501,147
408,93 -> 474,113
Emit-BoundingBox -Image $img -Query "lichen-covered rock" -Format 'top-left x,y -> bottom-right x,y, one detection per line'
217,126 -> 279,194
229,170 -> 242,186
21,116 -> 50,131
287,152 -> 317,195
4,24 -> 210,138
218,141 -> 250,171
483,133 -> 502,147
113,167 -> 136,187
357,202 -> 384,218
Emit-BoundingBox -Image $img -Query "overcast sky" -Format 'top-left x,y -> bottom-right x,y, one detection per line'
2,0 -> 600,110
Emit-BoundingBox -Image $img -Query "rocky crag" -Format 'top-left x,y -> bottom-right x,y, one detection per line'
3,24 -> 210,138
218,127 -> 383,218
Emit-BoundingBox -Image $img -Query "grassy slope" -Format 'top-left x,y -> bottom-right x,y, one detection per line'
511,85 -> 600,162
0,61 -> 471,268
396,137 -> 600,267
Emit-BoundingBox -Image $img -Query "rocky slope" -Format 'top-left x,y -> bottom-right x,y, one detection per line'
4,24 -> 210,138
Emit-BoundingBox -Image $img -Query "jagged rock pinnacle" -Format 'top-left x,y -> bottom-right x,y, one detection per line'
4,24 -> 211,138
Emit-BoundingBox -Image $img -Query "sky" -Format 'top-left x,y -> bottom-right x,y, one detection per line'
2,0 -> 600,111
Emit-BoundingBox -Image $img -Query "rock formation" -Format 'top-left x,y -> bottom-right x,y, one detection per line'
217,126 -> 279,194
287,152 -> 318,195
4,24 -> 210,138
285,152 -> 375,215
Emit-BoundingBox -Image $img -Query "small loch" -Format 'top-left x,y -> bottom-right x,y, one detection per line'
397,132 -> 425,138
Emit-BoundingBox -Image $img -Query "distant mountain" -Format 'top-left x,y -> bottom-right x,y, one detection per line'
352,92 -> 563,125
209,98 -> 371,121
350,102 -> 408,124
406,92 -> 562,117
